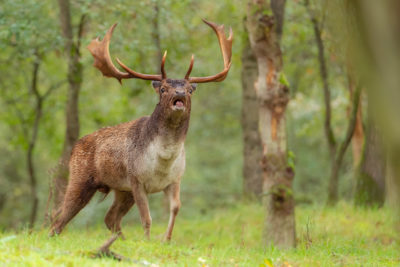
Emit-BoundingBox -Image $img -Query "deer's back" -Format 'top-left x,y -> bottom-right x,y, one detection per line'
69,119 -> 141,191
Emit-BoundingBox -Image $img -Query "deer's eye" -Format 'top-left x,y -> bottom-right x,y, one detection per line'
160,88 -> 166,93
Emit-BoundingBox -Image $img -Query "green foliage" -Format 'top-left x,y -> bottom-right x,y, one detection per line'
279,72 -> 290,87
0,203 -> 398,266
0,0 -> 61,57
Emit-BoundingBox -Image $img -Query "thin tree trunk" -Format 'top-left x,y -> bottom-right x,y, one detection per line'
27,57 -> 42,229
29,54 -> 63,227
246,0 -> 296,248
327,159 -> 340,205
241,33 -> 263,199
52,0 -> 85,220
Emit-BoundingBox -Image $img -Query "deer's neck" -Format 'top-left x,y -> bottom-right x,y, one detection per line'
147,104 -> 190,144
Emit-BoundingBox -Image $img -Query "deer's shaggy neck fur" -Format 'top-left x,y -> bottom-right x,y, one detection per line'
145,101 -> 191,144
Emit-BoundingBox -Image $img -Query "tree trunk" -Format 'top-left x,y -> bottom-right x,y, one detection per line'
327,158 -> 339,205
52,0 -> 85,219
354,109 -> 385,206
246,0 -> 296,248
241,34 -> 263,199
27,57 -> 42,229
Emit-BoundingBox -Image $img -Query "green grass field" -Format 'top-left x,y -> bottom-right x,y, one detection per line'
0,202 -> 399,266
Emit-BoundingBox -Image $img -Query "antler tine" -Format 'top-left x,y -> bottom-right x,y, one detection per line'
88,23 -> 163,83
87,23 -> 131,83
184,54 -> 195,80
161,51 -> 167,79
187,19 -> 233,83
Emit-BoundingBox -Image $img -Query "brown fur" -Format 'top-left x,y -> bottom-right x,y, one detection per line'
50,79 -> 196,240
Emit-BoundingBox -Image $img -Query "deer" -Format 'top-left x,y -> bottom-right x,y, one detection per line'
49,19 -> 233,251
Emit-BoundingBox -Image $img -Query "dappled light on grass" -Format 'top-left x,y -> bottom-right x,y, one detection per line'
0,203 -> 398,266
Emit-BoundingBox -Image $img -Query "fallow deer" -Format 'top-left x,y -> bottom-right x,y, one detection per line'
49,19 -> 233,246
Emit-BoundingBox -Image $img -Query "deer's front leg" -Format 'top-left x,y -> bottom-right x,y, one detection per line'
163,182 -> 181,241
131,179 -> 151,239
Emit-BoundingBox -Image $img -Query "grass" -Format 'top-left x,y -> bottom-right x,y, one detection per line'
0,202 -> 399,266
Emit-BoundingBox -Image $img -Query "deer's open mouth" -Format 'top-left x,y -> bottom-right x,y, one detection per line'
172,97 -> 186,111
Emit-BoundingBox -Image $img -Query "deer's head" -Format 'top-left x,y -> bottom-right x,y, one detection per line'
87,19 -> 233,120
150,79 -> 195,119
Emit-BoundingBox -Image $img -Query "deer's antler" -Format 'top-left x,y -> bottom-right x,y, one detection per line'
87,23 -> 166,83
88,20 -> 233,84
185,19 -> 233,83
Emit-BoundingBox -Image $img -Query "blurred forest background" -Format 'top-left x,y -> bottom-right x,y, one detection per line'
0,0 -> 398,237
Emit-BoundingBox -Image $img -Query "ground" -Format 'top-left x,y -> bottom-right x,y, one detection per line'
0,202 -> 399,266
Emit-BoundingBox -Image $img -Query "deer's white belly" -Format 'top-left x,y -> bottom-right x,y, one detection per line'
137,137 -> 185,193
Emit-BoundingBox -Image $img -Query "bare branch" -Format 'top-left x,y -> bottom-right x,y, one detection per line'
30,51 -> 41,100
76,13 -> 87,55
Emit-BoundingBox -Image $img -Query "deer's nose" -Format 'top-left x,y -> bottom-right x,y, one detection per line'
175,90 -> 186,97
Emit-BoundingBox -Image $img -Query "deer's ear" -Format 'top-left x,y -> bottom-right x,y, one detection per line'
151,81 -> 162,93
191,83 -> 197,92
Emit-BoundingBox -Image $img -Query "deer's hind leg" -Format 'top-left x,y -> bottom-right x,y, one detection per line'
49,175 -> 97,236
104,190 -> 135,236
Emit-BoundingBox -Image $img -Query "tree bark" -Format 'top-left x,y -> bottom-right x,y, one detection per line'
245,0 -> 296,248
241,33 -> 263,198
52,0 -> 85,219
354,106 -> 385,206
